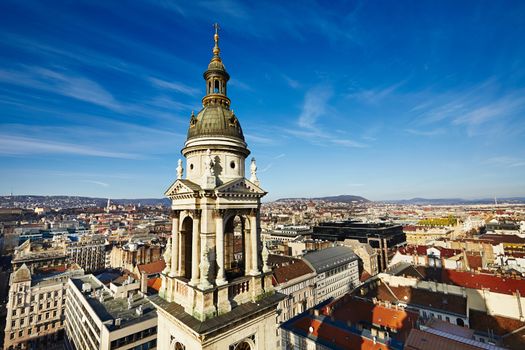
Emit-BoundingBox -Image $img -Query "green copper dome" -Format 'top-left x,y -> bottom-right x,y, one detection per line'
187,106 -> 244,141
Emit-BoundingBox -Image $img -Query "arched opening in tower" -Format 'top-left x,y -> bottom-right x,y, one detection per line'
181,216 -> 193,280
224,215 -> 247,279
214,79 -> 220,93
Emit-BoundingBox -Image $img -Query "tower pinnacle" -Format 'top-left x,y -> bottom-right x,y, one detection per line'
212,22 -> 220,57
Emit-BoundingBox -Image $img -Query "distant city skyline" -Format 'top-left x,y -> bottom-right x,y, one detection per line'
1,1 -> 524,201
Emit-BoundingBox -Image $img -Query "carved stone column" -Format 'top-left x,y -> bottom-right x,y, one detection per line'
249,214 -> 259,275
215,210 -> 227,285
169,211 -> 179,277
198,247 -> 212,290
244,218 -> 252,275
177,228 -> 183,276
189,210 -> 201,286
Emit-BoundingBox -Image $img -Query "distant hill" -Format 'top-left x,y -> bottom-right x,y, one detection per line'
383,197 -> 525,205
0,195 -> 171,208
276,195 -> 370,203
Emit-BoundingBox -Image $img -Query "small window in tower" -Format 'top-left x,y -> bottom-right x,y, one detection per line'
214,80 -> 220,93
230,161 -> 235,169
190,164 -> 194,170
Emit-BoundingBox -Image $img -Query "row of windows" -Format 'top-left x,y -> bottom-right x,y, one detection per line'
110,326 -> 157,349
10,309 -> 62,328
8,319 -> 64,340
12,297 -> 65,319
65,299 -> 99,350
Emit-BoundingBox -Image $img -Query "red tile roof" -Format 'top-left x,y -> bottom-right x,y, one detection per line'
469,309 -> 525,336
291,316 -> 390,350
396,265 -> 525,296
147,277 -> 162,292
465,254 -> 482,270
439,247 -> 462,259
137,259 -> 166,275
321,297 -> 419,341
405,329 -> 482,350
444,269 -> 525,295
272,259 -> 314,285
480,234 -> 525,245
397,245 -> 461,258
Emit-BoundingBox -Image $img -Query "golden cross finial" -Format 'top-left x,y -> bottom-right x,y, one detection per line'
212,23 -> 220,56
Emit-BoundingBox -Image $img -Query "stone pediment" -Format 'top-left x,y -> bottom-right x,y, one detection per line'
165,179 -> 202,197
215,178 -> 266,198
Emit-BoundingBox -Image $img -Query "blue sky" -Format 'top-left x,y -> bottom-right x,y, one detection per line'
1,1 -> 524,201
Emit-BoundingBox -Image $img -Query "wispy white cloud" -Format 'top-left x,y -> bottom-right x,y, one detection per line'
274,153 -> 286,159
0,66 -> 124,112
259,163 -> 273,173
149,0 -> 359,42
453,94 -> 525,127
229,78 -> 253,91
405,128 -> 445,136
347,81 -> 405,103
245,133 -> 277,145
0,135 -> 139,159
412,80 -> 525,137
286,85 -> 367,148
149,77 -> 200,96
282,74 -> 300,89
483,156 -> 525,168
331,139 -> 367,148
82,180 -> 110,187
47,171 -> 133,179
298,85 -> 333,129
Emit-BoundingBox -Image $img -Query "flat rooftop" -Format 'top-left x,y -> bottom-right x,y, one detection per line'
71,275 -> 156,330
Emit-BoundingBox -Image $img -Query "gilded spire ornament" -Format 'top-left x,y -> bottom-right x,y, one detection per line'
212,22 -> 221,58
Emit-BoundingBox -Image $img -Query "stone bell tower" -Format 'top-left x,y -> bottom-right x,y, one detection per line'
151,24 -> 282,350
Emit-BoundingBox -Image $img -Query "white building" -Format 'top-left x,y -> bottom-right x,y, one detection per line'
272,258 -> 317,324
64,274 -> 157,350
66,235 -> 106,272
4,263 -> 84,350
303,246 -> 360,303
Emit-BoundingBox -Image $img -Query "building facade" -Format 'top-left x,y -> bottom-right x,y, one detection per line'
66,235 -> 106,273
302,246 -> 360,303
343,239 -> 379,276
109,241 -> 162,272
4,264 -> 84,350
272,259 -> 317,324
12,240 -> 67,273
312,220 -> 406,271
150,27 -> 282,350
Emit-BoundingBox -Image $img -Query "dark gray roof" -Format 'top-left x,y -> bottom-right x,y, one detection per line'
149,292 -> 284,335
302,246 -> 358,273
